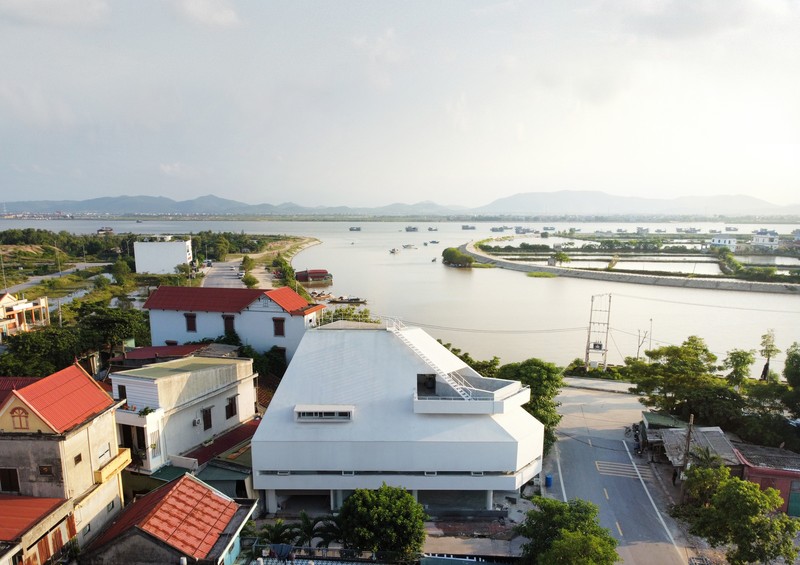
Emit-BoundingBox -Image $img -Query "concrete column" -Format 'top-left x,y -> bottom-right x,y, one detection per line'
266,489 -> 278,514
485,490 -> 494,510
412,489 -> 419,502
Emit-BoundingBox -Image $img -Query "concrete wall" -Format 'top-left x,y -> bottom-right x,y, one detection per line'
0,434 -> 65,497
80,529 -> 182,565
134,240 -> 193,275
463,243 -> 800,294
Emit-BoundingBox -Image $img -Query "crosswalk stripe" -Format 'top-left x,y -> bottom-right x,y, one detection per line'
595,460 -> 653,480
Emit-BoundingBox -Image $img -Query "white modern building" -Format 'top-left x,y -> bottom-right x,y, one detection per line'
709,235 -> 738,252
144,286 -> 325,359
252,322 -> 544,514
133,240 -> 193,274
750,230 -> 780,251
110,356 -> 258,475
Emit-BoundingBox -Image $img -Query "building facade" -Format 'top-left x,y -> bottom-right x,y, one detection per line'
144,286 -> 324,359
133,239 -> 193,275
252,322 -> 544,514
0,293 -> 50,344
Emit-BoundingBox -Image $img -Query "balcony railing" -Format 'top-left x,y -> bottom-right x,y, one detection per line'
94,447 -> 132,484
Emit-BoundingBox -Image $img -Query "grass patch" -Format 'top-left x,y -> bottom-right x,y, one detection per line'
471,262 -> 495,269
527,271 -> 558,278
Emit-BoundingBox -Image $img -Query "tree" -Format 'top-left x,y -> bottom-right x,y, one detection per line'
783,342 -> 800,387
692,477 -> 799,565
497,358 -> 563,454
538,529 -> 619,565
759,329 -> 781,381
439,341 -> 500,379
515,497 -> 618,565
338,484 -> 427,558
624,336 -> 718,415
260,519 -> 296,544
289,511 -> 325,548
442,247 -> 474,267
316,514 -> 344,548
77,304 -> 150,357
722,348 -> 755,387
241,255 -> 256,272
110,258 -> 131,285
0,326 -> 84,377
552,251 -> 571,266
241,273 -> 259,288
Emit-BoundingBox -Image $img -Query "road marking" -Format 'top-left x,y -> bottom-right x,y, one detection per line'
622,441 -> 683,559
595,460 -> 654,480
555,443 -> 567,502
588,438 -> 593,447
603,488 -> 609,500
616,521 -> 623,536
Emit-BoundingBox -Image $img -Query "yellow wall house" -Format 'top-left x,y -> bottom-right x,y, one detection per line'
0,364 -> 130,565
0,292 -> 50,344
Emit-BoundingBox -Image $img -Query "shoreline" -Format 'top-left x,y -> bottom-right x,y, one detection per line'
462,242 -> 800,295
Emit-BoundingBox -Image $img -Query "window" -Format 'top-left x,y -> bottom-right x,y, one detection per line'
106,501 -> 115,512
272,317 -> 285,337
39,465 -> 54,476
202,407 -> 212,431
117,384 -> 127,402
10,407 -> 29,430
0,468 -> 20,493
296,411 -> 352,421
225,396 -> 238,420
184,313 -> 197,332
222,315 -> 235,334
74,454 -> 82,465
136,426 -> 146,450
82,524 -> 91,535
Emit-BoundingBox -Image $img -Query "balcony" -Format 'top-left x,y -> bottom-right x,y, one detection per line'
94,447 -> 132,484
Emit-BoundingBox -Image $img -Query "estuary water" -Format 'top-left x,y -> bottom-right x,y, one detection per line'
3,218 -> 799,374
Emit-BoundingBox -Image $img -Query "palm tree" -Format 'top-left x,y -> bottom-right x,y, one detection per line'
260,519 -> 296,545
289,511 -> 325,553
315,514 -> 345,548
690,446 -> 723,468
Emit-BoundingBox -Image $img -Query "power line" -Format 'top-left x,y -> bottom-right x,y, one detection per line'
392,318 -> 587,335
614,293 -> 800,315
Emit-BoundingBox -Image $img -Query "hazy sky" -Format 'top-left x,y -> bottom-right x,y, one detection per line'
1,1 -> 799,208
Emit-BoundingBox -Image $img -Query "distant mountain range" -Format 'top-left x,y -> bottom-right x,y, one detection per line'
3,191 -> 799,217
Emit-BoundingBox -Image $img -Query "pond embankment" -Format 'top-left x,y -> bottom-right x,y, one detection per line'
461,242 -> 800,295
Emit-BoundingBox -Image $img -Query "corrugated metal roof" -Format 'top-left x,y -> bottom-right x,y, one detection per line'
184,419 -> 259,466
0,495 -> 67,541
265,286 -> 313,315
14,364 -> 114,433
660,426 -> 740,467
143,286 -> 266,313
0,377 -> 40,404
86,474 -> 238,560
112,344 -> 205,361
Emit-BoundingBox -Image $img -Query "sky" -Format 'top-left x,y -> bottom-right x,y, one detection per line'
1,1 -> 799,208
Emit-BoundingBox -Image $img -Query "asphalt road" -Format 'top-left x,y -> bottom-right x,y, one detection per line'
201,261 -> 247,288
551,387 -> 692,565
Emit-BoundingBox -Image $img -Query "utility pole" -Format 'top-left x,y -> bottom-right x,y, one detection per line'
680,414 -> 694,502
585,293 -> 612,371
0,251 -> 7,292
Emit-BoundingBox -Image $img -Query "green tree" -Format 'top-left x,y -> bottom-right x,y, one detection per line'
260,519 -> 296,544
110,259 -> 131,285
515,497 -> 618,565
241,273 -> 259,288
624,336 -> 718,415
241,255 -> 256,272
784,342 -> 800,387
316,514 -> 345,548
442,247 -> 474,267
537,529 -> 619,565
439,341 -> 500,379
759,329 -> 781,380
0,326 -> 84,377
722,348 -> 755,387
692,477 -> 799,565
77,304 -> 150,357
497,358 -> 563,455
338,484 -> 427,558
552,251 -> 571,266
289,511 -> 325,548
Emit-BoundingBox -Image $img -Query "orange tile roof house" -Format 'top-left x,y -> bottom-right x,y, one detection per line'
0,495 -> 74,565
144,286 -> 325,361
79,474 -> 256,565
0,364 -> 131,563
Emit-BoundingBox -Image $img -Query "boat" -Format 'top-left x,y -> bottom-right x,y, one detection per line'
96,226 -> 114,235
543,226 -> 556,231
490,227 -> 505,232
295,269 -> 333,285
136,220 -> 143,223
349,226 -> 361,232
390,248 -> 399,254
655,229 -> 666,233
402,244 -> 416,249
725,227 -> 739,232
429,240 -> 439,244
329,296 -> 367,305
428,227 -> 438,232
405,226 -> 418,232
462,225 -> 476,230
431,257 -> 437,262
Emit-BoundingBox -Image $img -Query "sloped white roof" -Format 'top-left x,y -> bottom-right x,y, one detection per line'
253,325 -> 540,448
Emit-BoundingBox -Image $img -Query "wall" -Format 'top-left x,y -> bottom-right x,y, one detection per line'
80,529 -> 182,565
0,434 -> 64,497
133,241 -> 193,275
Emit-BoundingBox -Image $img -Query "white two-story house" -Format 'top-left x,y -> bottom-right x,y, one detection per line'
144,286 -> 324,360
252,321 -> 544,515
111,356 -> 258,476
709,235 -> 738,252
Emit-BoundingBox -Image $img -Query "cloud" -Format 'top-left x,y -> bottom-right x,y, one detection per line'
175,0 -> 241,28
159,161 -> 200,180
0,0 -> 109,26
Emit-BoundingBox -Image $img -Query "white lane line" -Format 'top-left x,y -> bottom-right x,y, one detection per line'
622,440 -> 682,559
555,442 -> 568,502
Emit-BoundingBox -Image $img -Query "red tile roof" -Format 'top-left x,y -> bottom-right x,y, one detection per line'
12,364 -> 114,433
0,377 -> 40,404
87,475 -> 239,560
143,285 -> 317,316
184,419 -> 260,465
0,495 -> 67,541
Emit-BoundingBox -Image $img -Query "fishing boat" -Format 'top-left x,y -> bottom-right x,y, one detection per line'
405,226 -> 418,232
402,244 -> 416,249
96,226 -> 114,235
349,226 -> 361,231
461,225 -> 476,230
329,296 -> 367,305
429,240 -> 439,244
428,227 -> 438,231
390,248 -> 399,254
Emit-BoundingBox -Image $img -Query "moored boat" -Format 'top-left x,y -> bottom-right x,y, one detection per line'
329,296 -> 367,304
295,269 -> 333,285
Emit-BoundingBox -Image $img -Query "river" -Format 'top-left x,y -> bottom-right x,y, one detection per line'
2,218 -> 799,375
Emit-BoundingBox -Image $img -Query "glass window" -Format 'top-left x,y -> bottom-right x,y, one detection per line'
273,317 -> 285,337
184,313 -> 197,332
0,468 -> 20,493
225,396 -> 238,419
202,407 -> 212,430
